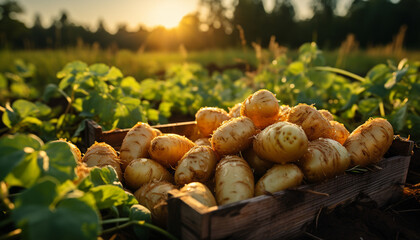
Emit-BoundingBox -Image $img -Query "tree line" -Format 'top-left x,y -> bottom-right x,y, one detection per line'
1,0 -> 420,51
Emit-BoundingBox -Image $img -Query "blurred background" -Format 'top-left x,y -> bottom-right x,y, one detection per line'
0,0 -> 419,78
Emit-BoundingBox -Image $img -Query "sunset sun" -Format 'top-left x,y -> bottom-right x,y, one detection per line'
139,0 -> 197,29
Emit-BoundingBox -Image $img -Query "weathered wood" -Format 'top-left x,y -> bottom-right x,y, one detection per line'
168,153 -> 412,240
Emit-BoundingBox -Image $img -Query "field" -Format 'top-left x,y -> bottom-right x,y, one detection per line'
1,43 -> 420,240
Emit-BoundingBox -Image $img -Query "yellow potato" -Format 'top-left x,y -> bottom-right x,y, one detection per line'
253,121 -> 308,164
82,142 -> 122,181
120,122 -> 160,170
318,109 -> 334,121
211,116 -> 257,156
330,120 -> 350,145
194,138 -> 212,147
134,181 -> 176,227
241,89 -> 280,129
287,104 -> 334,141
175,146 -> 218,186
298,138 -> 350,182
228,103 -> 242,118
124,158 -> 173,191
278,105 -> 291,121
179,182 -> 217,207
195,107 -> 231,137
242,148 -> 274,177
215,155 -> 254,205
149,134 -> 195,168
255,164 -> 303,196
344,118 -> 394,167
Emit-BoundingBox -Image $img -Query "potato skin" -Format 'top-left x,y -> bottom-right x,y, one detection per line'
149,134 -> 195,168
278,105 -> 291,121
228,103 -> 242,118
215,155 -> 254,205
241,89 -> 280,129
124,158 -> 173,191
344,118 -> 394,167
255,164 -> 303,196
120,122 -> 159,170
134,181 -> 176,227
179,182 -> 217,207
175,146 -> 218,186
82,142 -> 123,181
253,121 -> 308,164
195,107 -> 231,137
243,148 -> 274,177
194,138 -> 212,147
211,116 -> 257,156
318,109 -> 334,121
298,138 -> 350,182
330,121 -> 350,145
287,104 -> 334,141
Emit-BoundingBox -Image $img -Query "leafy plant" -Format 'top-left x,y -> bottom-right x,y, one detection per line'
0,133 -> 176,240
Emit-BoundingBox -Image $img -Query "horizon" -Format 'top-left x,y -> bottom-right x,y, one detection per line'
12,0 -> 352,33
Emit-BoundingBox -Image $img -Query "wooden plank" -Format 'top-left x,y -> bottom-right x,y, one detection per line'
167,153 -> 411,240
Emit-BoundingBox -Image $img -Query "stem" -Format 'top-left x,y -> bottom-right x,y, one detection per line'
0,229 -> 21,240
101,220 -> 178,240
312,66 -> 365,82
101,217 -> 129,225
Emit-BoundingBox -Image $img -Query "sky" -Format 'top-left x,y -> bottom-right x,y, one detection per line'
16,0 -> 350,33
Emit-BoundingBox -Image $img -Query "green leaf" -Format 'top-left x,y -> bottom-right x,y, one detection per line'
89,63 -> 109,77
42,84 -> 60,102
130,204 -> 152,239
88,185 -> 129,209
57,61 -> 88,79
13,99 -> 39,118
287,61 -> 304,75
388,104 -> 408,132
384,66 -> 409,89
58,75 -> 75,90
78,166 -> 122,191
2,102 -> 20,128
12,178 -> 100,240
41,141 -> 77,182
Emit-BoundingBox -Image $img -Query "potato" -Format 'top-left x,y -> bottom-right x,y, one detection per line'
278,105 -> 291,121
149,134 -> 195,168
194,138 -> 212,147
120,122 -> 160,170
195,107 -> 231,137
287,104 -> 334,141
318,109 -> 334,121
211,116 -> 257,156
242,148 -> 274,177
255,164 -> 303,196
134,181 -> 176,227
330,121 -> 350,145
228,103 -> 242,118
240,89 -> 280,129
124,158 -> 173,191
82,142 -> 123,181
215,155 -> 254,205
175,146 -> 218,186
179,182 -> 217,207
298,138 -> 350,182
253,121 -> 308,164
344,118 -> 394,167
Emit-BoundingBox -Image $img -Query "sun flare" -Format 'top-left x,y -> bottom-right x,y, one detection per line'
142,0 -> 197,29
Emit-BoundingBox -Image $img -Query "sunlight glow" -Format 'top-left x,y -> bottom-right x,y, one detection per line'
138,0 -> 197,29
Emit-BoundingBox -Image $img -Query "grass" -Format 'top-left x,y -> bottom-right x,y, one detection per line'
1,46 -> 419,87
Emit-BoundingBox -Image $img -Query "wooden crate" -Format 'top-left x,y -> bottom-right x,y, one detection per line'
83,120 -> 414,240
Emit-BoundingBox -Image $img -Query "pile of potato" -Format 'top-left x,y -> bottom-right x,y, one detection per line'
78,89 -> 395,226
